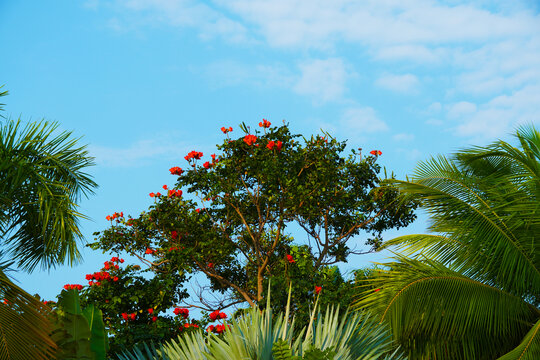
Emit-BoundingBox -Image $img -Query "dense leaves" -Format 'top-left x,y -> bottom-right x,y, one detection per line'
357,125 -> 540,359
90,121 -> 416,312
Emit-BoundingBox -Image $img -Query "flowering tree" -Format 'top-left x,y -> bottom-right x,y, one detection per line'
90,121 -> 416,311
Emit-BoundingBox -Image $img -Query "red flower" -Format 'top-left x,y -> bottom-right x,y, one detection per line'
145,248 -> 155,255
221,126 -> 232,134
374,288 -> 381,292
171,230 -> 178,239
207,262 -> 214,268
106,215 -> 111,221
148,308 -> 154,314
169,166 -> 183,176
243,134 -> 257,146
215,324 -> 225,334
209,310 -> 220,321
85,274 -> 93,280
174,307 -> 189,318
203,161 -> 211,169
163,184 -> 168,190
219,312 -> 227,319
259,119 -> 271,128
149,192 -> 155,198
370,150 -> 382,156
156,192 -> 162,197
185,151 -> 204,161
286,254 -> 295,263
119,258 -> 124,263
207,325 -> 215,332
130,313 -> 136,321
276,141 -> 283,151
113,276 -> 119,282
266,140 -> 275,150
152,316 -> 157,322
315,286 -> 322,295
122,313 -> 129,321
196,208 -> 201,213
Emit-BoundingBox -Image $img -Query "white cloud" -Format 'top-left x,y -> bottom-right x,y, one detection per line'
293,58 -> 350,103
449,85 -> 540,140
203,60 -> 293,89
115,0 -> 250,42
376,73 -> 419,93
340,107 -> 389,134
447,101 -> 477,119
393,133 -> 415,141
89,137 -> 190,168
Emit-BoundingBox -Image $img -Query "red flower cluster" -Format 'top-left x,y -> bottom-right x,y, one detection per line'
315,286 -> 322,295
203,161 -> 211,169
266,140 -> 283,151
145,248 -> 155,255
370,150 -> 382,156
221,126 -> 233,134
149,192 -> 162,198
169,246 -> 182,252
259,119 -> 271,128
121,312 -> 137,321
63,284 -> 83,291
286,254 -> 295,263
243,134 -> 257,146
168,189 -> 183,198
103,261 -> 120,270
171,230 -> 178,240
105,212 -> 123,221
169,166 -> 183,176
207,324 -> 226,334
185,151 -> 203,161
182,323 -> 199,330
110,257 -> 124,264
207,262 -> 214,268
174,307 -> 189,319
86,270 -> 118,286
209,310 -> 227,321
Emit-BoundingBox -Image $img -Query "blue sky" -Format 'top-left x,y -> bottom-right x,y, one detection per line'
1,0 -> 539,305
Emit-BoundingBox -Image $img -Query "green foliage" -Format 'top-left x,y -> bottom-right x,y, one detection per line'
357,125 -> 540,359
117,285 -> 402,360
73,257 -> 190,357
0,271 -> 56,360
272,340 -> 337,360
0,87 -> 96,359
90,121 -> 416,312
50,289 -> 108,360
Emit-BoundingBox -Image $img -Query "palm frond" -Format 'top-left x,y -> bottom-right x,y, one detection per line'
498,318 -> 540,360
0,270 -> 56,359
0,119 -> 97,271
356,257 -> 539,359
390,155 -> 540,301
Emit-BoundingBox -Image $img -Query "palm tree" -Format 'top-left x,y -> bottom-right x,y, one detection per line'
0,87 -> 97,359
357,125 -> 540,359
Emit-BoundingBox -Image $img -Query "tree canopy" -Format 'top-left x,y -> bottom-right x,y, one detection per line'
91,120 -> 416,312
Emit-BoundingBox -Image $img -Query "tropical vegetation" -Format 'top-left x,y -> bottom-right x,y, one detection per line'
357,124 -> 540,359
0,87 -> 97,359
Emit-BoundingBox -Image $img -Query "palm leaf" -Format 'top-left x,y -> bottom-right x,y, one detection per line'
0,270 -> 57,359
498,318 -> 540,360
357,257 -> 539,359
0,119 -> 97,271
